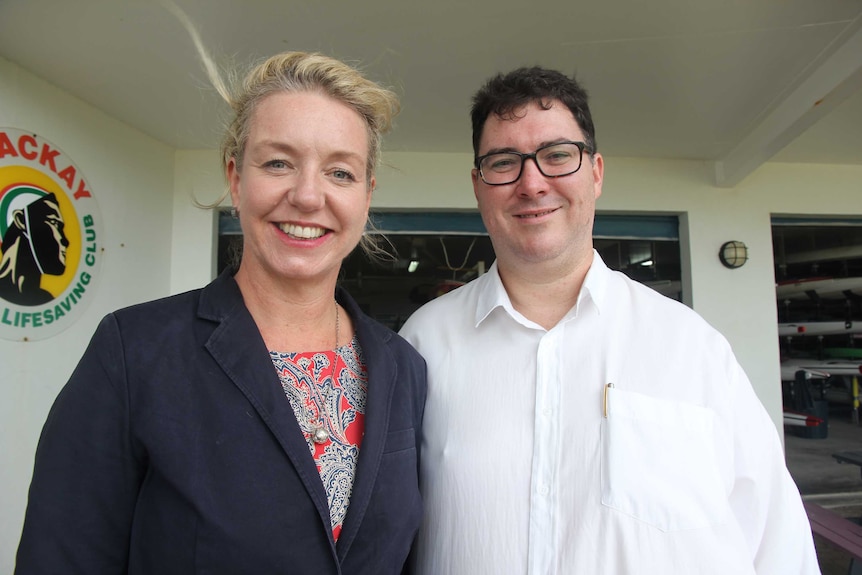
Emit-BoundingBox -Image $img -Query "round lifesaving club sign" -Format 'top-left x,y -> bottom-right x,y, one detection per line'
0,128 -> 103,341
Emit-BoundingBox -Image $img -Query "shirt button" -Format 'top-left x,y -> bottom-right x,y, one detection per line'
543,407 -> 553,416
538,484 -> 549,495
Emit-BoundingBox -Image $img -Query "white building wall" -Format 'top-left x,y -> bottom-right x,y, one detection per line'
0,57 -> 175,573
3,53 -> 862,572
169,150 -> 222,295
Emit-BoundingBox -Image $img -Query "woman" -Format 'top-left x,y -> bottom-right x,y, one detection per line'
16,52 -> 425,574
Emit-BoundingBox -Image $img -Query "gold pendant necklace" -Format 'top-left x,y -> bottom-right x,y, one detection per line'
311,300 -> 339,445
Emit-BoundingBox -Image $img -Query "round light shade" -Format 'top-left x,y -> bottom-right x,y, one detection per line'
719,240 -> 748,269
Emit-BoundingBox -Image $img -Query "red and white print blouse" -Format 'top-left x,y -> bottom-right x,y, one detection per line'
270,336 -> 368,541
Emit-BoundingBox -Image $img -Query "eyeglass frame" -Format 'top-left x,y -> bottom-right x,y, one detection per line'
474,140 -> 594,186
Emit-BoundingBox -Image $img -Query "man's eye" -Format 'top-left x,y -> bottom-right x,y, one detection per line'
543,151 -> 574,164
264,159 -> 288,169
488,156 -> 518,171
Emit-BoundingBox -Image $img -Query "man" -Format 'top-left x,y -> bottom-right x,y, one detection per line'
399,67 -> 818,574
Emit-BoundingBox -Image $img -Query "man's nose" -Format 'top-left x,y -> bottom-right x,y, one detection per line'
516,156 -> 547,195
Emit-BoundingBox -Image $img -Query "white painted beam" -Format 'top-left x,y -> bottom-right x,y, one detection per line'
714,17 -> 862,188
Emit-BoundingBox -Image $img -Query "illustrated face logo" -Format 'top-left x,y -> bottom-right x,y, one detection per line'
0,128 -> 103,341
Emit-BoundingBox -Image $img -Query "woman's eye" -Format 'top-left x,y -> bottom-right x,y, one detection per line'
264,159 -> 288,169
331,169 -> 356,182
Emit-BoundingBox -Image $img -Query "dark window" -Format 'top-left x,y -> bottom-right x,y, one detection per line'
218,210 -> 682,330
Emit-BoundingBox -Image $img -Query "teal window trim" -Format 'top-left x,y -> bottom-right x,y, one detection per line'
219,209 -> 679,240
772,216 -> 862,227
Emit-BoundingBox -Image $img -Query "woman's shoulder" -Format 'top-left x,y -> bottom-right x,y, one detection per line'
112,286 -> 204,324
112,271 -> 240,326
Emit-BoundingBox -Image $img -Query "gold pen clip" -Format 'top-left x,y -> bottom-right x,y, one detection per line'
603,383 -> 614,418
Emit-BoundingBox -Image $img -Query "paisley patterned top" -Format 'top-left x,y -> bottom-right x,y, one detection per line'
270,336 -> 368,541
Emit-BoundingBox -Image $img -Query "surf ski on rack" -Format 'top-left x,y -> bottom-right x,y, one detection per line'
779,320 -> 862,337
776,276 -> 862,301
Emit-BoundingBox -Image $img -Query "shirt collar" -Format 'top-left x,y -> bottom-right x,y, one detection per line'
474,250 -> 611,329
581,249 -> 609,315
474,261 -> 522,327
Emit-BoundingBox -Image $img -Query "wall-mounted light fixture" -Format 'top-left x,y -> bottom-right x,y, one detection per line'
719,240 -> 748,269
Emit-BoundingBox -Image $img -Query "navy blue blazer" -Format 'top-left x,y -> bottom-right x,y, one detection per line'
16,271 -> 426,574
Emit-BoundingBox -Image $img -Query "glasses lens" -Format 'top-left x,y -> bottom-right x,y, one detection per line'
479,153 -> 522,185
536,143 -> 582,177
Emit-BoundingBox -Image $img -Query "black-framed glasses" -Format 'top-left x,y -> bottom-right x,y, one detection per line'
475,141 -> 593,186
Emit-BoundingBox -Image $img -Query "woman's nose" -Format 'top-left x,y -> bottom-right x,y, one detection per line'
288,171 -> 325,211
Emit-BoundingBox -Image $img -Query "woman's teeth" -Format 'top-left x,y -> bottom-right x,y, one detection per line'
281,224 -> 325,239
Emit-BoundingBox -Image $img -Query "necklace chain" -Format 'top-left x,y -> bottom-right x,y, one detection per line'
334,298 -> 339,350
311,300 -> 339,445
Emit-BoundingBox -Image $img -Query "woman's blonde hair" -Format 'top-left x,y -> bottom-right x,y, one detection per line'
219,51 -> 400,180
163,0 -> 400,261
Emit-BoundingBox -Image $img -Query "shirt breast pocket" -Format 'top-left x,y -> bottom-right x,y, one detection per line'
600,387 -> 727,532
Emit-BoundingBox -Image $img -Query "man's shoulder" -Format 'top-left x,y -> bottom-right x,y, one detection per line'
611,269 -> 687,310
412,273 -> 484,313
608,270 -> 722,332
399,275 -> 484,342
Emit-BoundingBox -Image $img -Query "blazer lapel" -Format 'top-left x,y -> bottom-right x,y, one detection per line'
198,272 -> 335,544
334,290 -> 398,561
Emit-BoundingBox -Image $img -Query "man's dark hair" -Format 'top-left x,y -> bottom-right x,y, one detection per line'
470,66 -> 597,162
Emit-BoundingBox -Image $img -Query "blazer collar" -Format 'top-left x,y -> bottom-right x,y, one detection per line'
198,270 -> 334,550
332,287 -> 399,560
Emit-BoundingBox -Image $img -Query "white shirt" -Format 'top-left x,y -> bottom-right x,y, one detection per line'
399,252 -> 819,575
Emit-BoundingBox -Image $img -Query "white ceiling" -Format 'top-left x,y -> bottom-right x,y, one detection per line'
1,0 -> 860,187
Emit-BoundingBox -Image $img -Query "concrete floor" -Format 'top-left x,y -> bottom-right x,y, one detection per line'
785,406 -> 862,574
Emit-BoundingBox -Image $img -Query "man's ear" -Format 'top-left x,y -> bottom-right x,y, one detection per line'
591,153 -> 604,200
